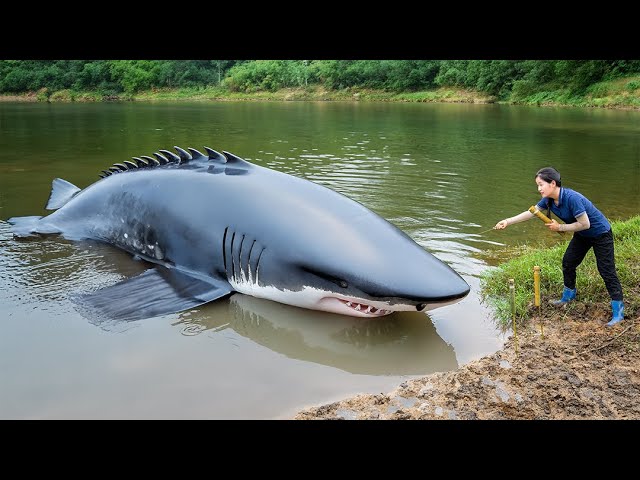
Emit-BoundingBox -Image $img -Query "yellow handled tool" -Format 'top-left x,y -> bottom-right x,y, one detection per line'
529,206 -> 564,234
528,206 -> 552,223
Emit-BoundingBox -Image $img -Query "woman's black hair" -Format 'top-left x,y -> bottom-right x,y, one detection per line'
535,167 -> 562,187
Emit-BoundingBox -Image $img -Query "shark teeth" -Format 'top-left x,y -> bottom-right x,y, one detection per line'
338,299 -> 389,316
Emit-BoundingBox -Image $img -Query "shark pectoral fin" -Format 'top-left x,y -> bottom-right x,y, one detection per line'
72,267 -> 233,322
46,178 -> 81,210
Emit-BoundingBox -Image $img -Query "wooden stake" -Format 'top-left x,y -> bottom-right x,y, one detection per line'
534,266 -> 543,339
509,278 -> 518,356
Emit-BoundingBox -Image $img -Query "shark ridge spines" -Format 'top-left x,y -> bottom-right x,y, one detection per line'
99,145 -> 252,179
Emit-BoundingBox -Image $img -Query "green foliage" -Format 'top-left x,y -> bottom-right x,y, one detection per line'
0,60 -> 240,95
519,60 -> 556,84
35,87 -> 50,102
553,60 -> 611,94
467,60 -> 521,98
510,80 -> 538,101
302,60 -> 439,91
1,60 -> 640,104
224,60 -> 315,92
586,82 -> 610,98
626,80 -> 640,91
436,60 -> 524,99
605,60 -> 640,78
434,60 -> 468,87
49,89 -> 75,102
107,60 -> 161,93
481,216 -> 640,328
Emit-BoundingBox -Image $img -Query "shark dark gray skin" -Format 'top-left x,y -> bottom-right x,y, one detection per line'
7,146 -> 470,321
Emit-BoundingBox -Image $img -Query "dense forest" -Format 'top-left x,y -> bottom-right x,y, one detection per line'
2,60 -> 640,104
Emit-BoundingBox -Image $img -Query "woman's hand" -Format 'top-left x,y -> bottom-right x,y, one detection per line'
546,219 -> 561,231
494,220 -> 509,230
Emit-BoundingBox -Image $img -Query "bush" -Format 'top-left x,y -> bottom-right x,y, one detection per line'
36,87 -> 50,102
49,90 -> 75,102
510,80 -> 538,101
626,80 -> 640,92
586,83 -> 610,98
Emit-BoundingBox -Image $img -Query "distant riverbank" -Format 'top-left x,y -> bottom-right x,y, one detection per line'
3,83 -> 640,110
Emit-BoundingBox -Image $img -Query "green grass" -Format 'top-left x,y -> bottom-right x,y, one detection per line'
509,76 -> 640,109
132,86 -> 497,104
2,85 -> 496,104
480,215 -> 640,329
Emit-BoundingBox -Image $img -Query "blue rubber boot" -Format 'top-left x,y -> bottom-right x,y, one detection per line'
606,300 -> 624,327
551,286 -> 576,306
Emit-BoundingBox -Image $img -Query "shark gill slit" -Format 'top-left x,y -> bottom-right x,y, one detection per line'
230,231 -> 236,281
247,239 -> 257,283
222,227 -> 229,277
255,247 -> 265,285
238,234 -> 246,281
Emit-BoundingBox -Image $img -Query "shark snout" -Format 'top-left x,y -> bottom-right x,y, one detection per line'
407,281 -> 470,311
385,258 -> 471,311
403,282 -> 470,312
358,271 -> 470,312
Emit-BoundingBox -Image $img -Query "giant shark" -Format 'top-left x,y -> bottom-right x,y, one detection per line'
7,146 -> 470,321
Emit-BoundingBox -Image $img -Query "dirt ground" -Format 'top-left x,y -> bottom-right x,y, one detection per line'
293,303 -> 640,420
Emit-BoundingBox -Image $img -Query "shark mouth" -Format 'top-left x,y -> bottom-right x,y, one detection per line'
336,298 -> 391,316
316,296 -> 396,317
230,281 -> 402,318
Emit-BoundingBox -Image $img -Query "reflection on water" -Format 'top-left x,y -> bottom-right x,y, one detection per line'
175,294 -> 457,376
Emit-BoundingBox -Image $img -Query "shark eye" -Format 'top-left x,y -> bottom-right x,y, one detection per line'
339,280 -> 348,288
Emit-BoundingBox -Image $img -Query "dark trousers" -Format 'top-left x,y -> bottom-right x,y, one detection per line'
562,229 -> 623,301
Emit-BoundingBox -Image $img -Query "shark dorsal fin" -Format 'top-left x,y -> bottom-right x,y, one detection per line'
46,178 -> 81,210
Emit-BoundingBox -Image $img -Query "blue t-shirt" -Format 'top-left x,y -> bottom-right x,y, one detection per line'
536,187 -> 610,237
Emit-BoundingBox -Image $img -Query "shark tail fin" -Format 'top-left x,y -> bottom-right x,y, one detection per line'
6,216 -> 44,237
7,216 -> 62,237
46,178 -> 81,210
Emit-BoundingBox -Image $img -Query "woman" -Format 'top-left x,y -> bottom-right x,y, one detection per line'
494,167 -> 624,326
